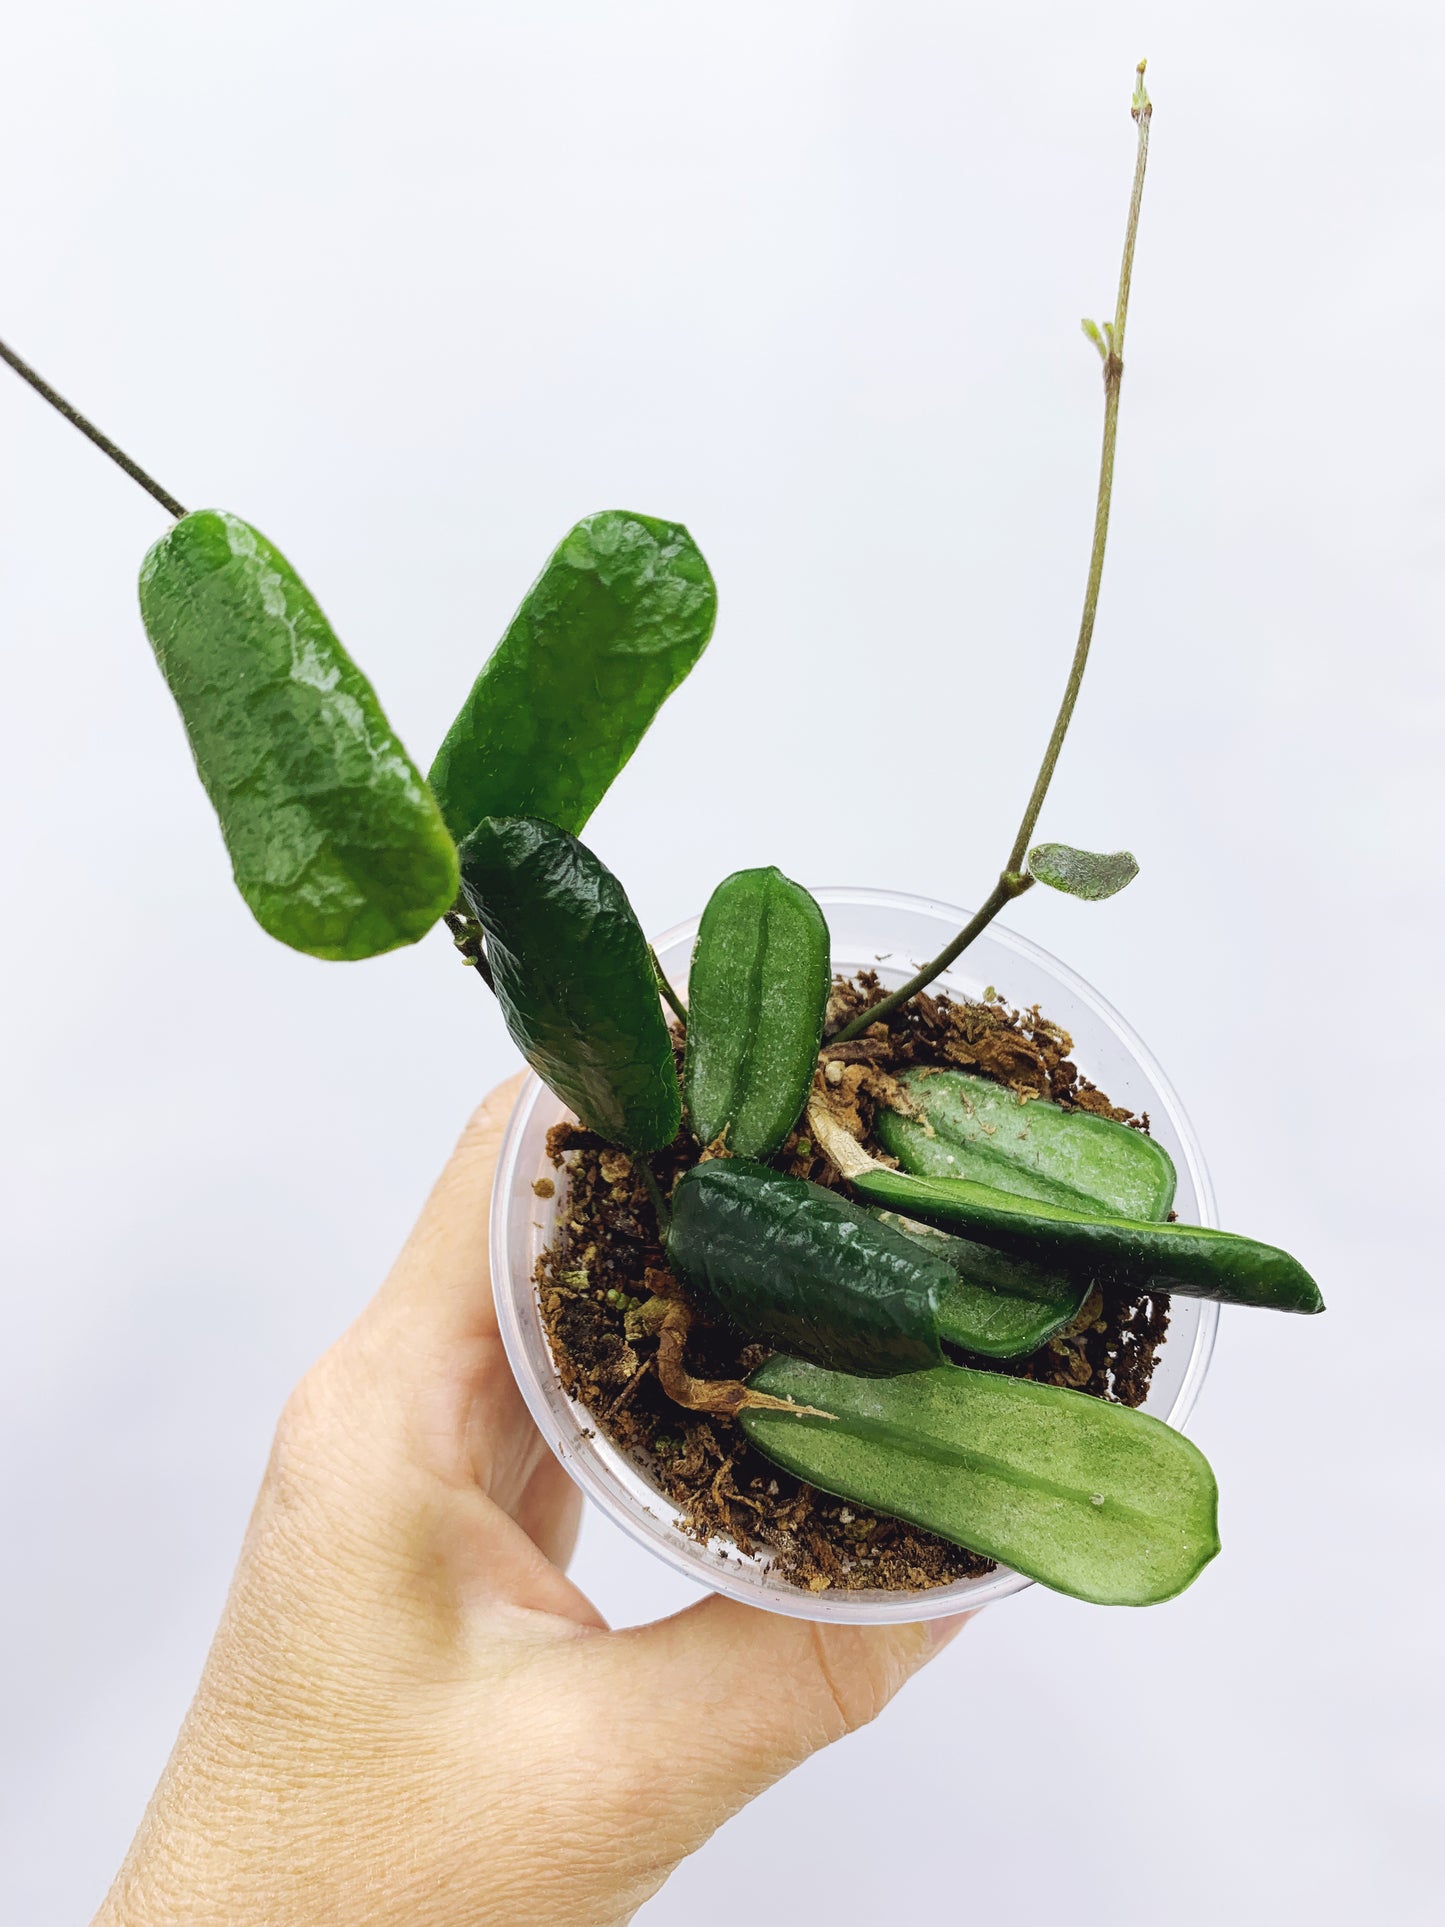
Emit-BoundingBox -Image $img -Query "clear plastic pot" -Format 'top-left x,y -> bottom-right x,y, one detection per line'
490,886 -> 1218,1624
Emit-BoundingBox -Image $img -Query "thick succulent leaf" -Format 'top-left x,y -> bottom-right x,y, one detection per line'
684,868 -> 829,1157
741,1356 -> 1221,1607
1027,842 -> 1139,900
667,1161 -> 947,1376
458,816 -> 679,1153
876,1067 -> 1176,1220
871,1210 -> 1089,1357
429,511 -> 717,843
138,511 -> 459,960
850,1166 -> 1325,1315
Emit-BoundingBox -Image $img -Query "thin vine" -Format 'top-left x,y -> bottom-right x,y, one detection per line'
0,336 -> 187,519
835,61 -> 1153,1043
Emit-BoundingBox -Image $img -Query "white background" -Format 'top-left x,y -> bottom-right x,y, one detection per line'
2,3 -> 1441,1921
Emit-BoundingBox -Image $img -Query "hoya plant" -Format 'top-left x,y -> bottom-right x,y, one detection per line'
3,67 -> 1322,1610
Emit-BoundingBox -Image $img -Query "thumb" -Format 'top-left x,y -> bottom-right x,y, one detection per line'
604,1593 -> 967,1839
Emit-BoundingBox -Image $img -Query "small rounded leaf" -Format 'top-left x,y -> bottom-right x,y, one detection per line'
1027,842 -> 1139,901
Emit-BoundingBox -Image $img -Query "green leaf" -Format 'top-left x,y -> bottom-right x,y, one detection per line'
429,511 -> 717,843
138,511 -> 459,961
684,867 -> 829,1157
871,1210 -> 1089,1358
740,1356 -> 1221,1607
876,1067 -> 1176,1220
1027,842 -> 1139,901
848,1166 -> 1325,1315
458,816 -> 679,1153
667,1161 -> 947,1376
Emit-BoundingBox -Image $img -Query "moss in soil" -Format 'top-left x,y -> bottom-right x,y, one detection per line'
536,972 -> 1172,1594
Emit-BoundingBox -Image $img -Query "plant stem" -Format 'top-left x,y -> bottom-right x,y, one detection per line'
443,902 -> 495,990
0,336 -> 188,519
833,64 -> 1152,1046
651,947 -> 687,1024
832,872 -> 1034,1041
638,1159 -> 671,1234
1005,62 -> 1151,876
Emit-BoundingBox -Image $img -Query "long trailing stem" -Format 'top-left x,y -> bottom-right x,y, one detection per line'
0,336 -> 188,519
1006,61 -> 1151,874
835,63 -> 1152,1046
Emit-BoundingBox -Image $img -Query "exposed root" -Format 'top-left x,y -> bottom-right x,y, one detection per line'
625,1284 -> 834,1421
805,1095 -> 882,1182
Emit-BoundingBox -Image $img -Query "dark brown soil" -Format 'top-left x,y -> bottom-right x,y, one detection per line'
536,973 -> 1171,1594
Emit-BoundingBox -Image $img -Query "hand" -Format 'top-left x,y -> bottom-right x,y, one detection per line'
96,1075 -> 965,1927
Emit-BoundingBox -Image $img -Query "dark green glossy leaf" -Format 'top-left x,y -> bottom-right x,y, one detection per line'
876,1067 -> 1176,1219
684,868 -> 829,1157
871,1210 -> 1089,1357
667,1161 -> 947,1376
138,511 -> 459,961
741,1356 -> 1221,1606
1027,842 -> 1139,900
429,511 -> 717,843
458,816 -> 678,1153
849,1166 -> 1325,1314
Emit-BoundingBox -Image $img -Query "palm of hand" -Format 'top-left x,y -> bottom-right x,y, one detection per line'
98,1077 -> 956,1927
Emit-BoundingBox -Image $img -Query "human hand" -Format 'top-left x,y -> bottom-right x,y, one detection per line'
96,1074 -> 965,1927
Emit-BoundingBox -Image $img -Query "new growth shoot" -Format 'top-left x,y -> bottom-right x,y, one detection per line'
835,61 -> 1153,1043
